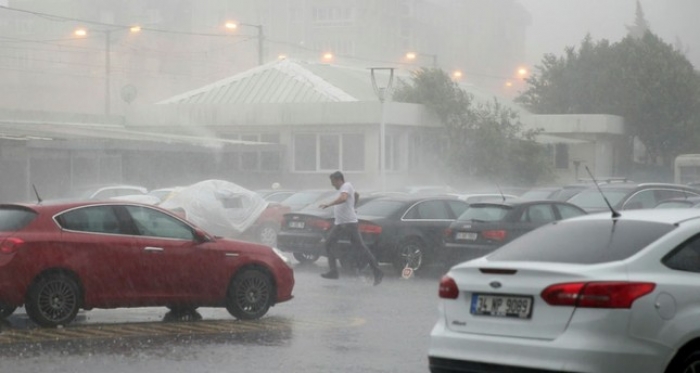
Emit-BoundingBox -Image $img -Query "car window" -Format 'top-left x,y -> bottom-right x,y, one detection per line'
405,201 -> 450,220
0,207 -> 37,231
446,200 -> 469,217
521,204 -> 555,223
656,189 -> 700,203
555,204 -> 586,219
664,235 -> 700,273
124,205 -> 195,240
622,190 -> 657,210
567,189 -> 628,209
58,205 -> 124,234
357,200 -> 405,217
655,201 -> 694,209
458,205 -> 510,222
487,219 -> 675,264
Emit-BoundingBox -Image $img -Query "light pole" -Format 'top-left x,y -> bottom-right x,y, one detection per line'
369,67 -> 395,192
406,52 -> 438,68
226,21 -> 265,65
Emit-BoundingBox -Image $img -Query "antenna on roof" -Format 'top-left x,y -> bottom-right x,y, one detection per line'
495,181 -> 506,202
32,184 -> 42,204
585,166 -> 619,218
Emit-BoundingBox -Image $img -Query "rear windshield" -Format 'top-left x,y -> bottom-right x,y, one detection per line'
567,190 -> 628,209
0,207 -> 37,231
283,191 -> 330,205
356,200 -> 405,217
458,205 -> 510,222
487,219 -> 675,264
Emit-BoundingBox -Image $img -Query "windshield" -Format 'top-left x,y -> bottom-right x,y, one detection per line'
566,189 -> 629,209
457,205 -> 510,222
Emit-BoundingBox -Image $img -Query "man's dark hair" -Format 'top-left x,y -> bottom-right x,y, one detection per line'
330,171 -> 344,182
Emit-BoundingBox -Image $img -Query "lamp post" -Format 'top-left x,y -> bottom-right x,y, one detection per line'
406,51 -> 438,68
226,21 -> 265,65
369,67 -> 396,192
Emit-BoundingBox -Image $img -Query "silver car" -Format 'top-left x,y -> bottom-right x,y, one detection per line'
429,208 -> 700,373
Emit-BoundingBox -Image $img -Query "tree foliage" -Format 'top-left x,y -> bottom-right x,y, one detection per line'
394,68 -> 553,185
516,32 -> 700,165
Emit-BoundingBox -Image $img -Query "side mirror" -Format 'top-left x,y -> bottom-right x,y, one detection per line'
193,228 -> 212,243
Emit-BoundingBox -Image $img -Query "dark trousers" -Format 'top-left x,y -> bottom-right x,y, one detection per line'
324,223 -> 380,273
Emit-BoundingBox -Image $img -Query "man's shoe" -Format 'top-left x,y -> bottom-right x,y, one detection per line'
373,269 -> 384,286
321,271 -> 339,280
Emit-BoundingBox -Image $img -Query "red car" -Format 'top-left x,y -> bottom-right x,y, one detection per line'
0,201 -> 295,327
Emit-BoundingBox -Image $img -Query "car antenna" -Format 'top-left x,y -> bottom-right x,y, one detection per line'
32,184 -> 42,204
495,181 -> 506,202
585,166 -> 619,218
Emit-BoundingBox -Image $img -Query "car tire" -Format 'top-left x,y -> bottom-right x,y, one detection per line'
226,268 -> 274,320
25,273 -> 81,327
0,302 -> 16,318
393,238 -> 427,273
293,252 -> 320,264
257,223 -> 279,247
666,349 -> 700,373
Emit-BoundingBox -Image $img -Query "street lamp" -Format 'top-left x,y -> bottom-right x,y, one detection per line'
225,21 -> 265,65
369,67 -> 396,192
405,51 -> 437,68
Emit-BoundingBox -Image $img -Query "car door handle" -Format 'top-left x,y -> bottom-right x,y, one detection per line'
225,253 -> 240,257
144,246 -> 164,252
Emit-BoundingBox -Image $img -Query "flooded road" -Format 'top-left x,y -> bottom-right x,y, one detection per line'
0,260 -> 447,373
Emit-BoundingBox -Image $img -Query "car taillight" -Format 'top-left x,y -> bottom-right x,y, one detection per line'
482,230 -> 507,241
541,282 -> 656,309
359,223 -> 382,234
309,218 -> 331,231
439,275 -> 459,299
443,228 -> 452,239
0,237 -> 24,254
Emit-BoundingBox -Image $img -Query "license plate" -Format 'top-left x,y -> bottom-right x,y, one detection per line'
288,221 -> 305,229
456,232 -> 477,240
470,293 -> 533,319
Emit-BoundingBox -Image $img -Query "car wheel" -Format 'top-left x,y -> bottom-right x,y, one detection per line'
293,252 -> 320,264
393,238 -> 426,273
0,302 -> 16,318
667,350 -> 700,373
25,273 -> 81,327
257,224 -> 278,247
226,268 -> 274,320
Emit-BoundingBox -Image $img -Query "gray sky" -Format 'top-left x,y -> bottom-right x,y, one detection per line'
518,0 -> 700,69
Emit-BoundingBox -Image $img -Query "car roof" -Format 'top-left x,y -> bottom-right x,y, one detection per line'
4,200 -> 161,215
467,199 -> 575,208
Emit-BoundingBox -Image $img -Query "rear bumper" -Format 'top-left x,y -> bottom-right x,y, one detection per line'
276,231 -> 326,255
429,317 -> 670,373
439,242 -> 498,264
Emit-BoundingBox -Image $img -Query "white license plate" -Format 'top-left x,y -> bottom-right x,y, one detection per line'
470,293 -> 533,319
288,221 -> 305,229
456,232 -> 477,240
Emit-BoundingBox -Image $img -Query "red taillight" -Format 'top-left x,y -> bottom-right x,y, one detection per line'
0,237 -> 24,254
541,282 -> 656,309
482,230 -> 507,241
309,218 -> 332,231
359,223 -> 382,234
439,275 -> 459,299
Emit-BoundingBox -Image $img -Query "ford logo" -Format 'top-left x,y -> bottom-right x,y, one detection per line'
489,281 -> 502,289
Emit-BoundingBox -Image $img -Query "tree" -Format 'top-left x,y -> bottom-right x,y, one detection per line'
516,32 -> 700,166
626,1 -> 651,40
394,68 -> 553,185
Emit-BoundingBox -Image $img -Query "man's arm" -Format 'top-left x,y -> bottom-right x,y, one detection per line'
320,192 -> 348,209
354,192 -> 360,208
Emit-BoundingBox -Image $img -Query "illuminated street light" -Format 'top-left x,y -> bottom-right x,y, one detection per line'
224,21 -> 264,65
505,81 -> 513,87
452,70 -> 463,79
406,52 -> 417,60
322,52 -> 334,61
74,28 -> 87,37
129,25 -> 142,33
518,67 -> 528,76
278,54 -> 288,60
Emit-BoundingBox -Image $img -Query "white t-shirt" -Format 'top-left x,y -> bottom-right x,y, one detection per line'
333,182 -> 358,224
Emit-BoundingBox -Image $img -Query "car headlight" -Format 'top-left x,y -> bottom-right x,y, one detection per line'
272,247 -> 293,268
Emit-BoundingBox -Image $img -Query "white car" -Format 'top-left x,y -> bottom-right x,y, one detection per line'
429,208 -> 700,373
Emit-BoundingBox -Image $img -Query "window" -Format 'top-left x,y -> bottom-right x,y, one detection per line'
58,206 -> 123,234
405,201 -> 450,220
522,204 -> 556,224
556,204 -> 586,219
125,205 -> 194,240
665,235 -> 700,273
294,133 -> 365,172
446,200 -> 469,218
623,190 -> 657,210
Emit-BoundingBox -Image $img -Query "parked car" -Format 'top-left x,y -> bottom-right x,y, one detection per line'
0,200 -> 294,327
347,195 -> 469,273
429,208 -> 700,373
551,177 -> 634,201
69,184 -> 149,200
567,182 -> 700,212
279,189 -> 337,211
276,193 -> 386,264
518,186 -> 561,201
450,193 -> 519,204
441,200 -> 586,265
255,189 -> 297,203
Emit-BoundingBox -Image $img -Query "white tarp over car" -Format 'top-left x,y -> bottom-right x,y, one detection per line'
159,179 -> 268,238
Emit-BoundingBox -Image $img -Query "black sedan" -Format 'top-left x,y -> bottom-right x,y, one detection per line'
441,199 -> 587,265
